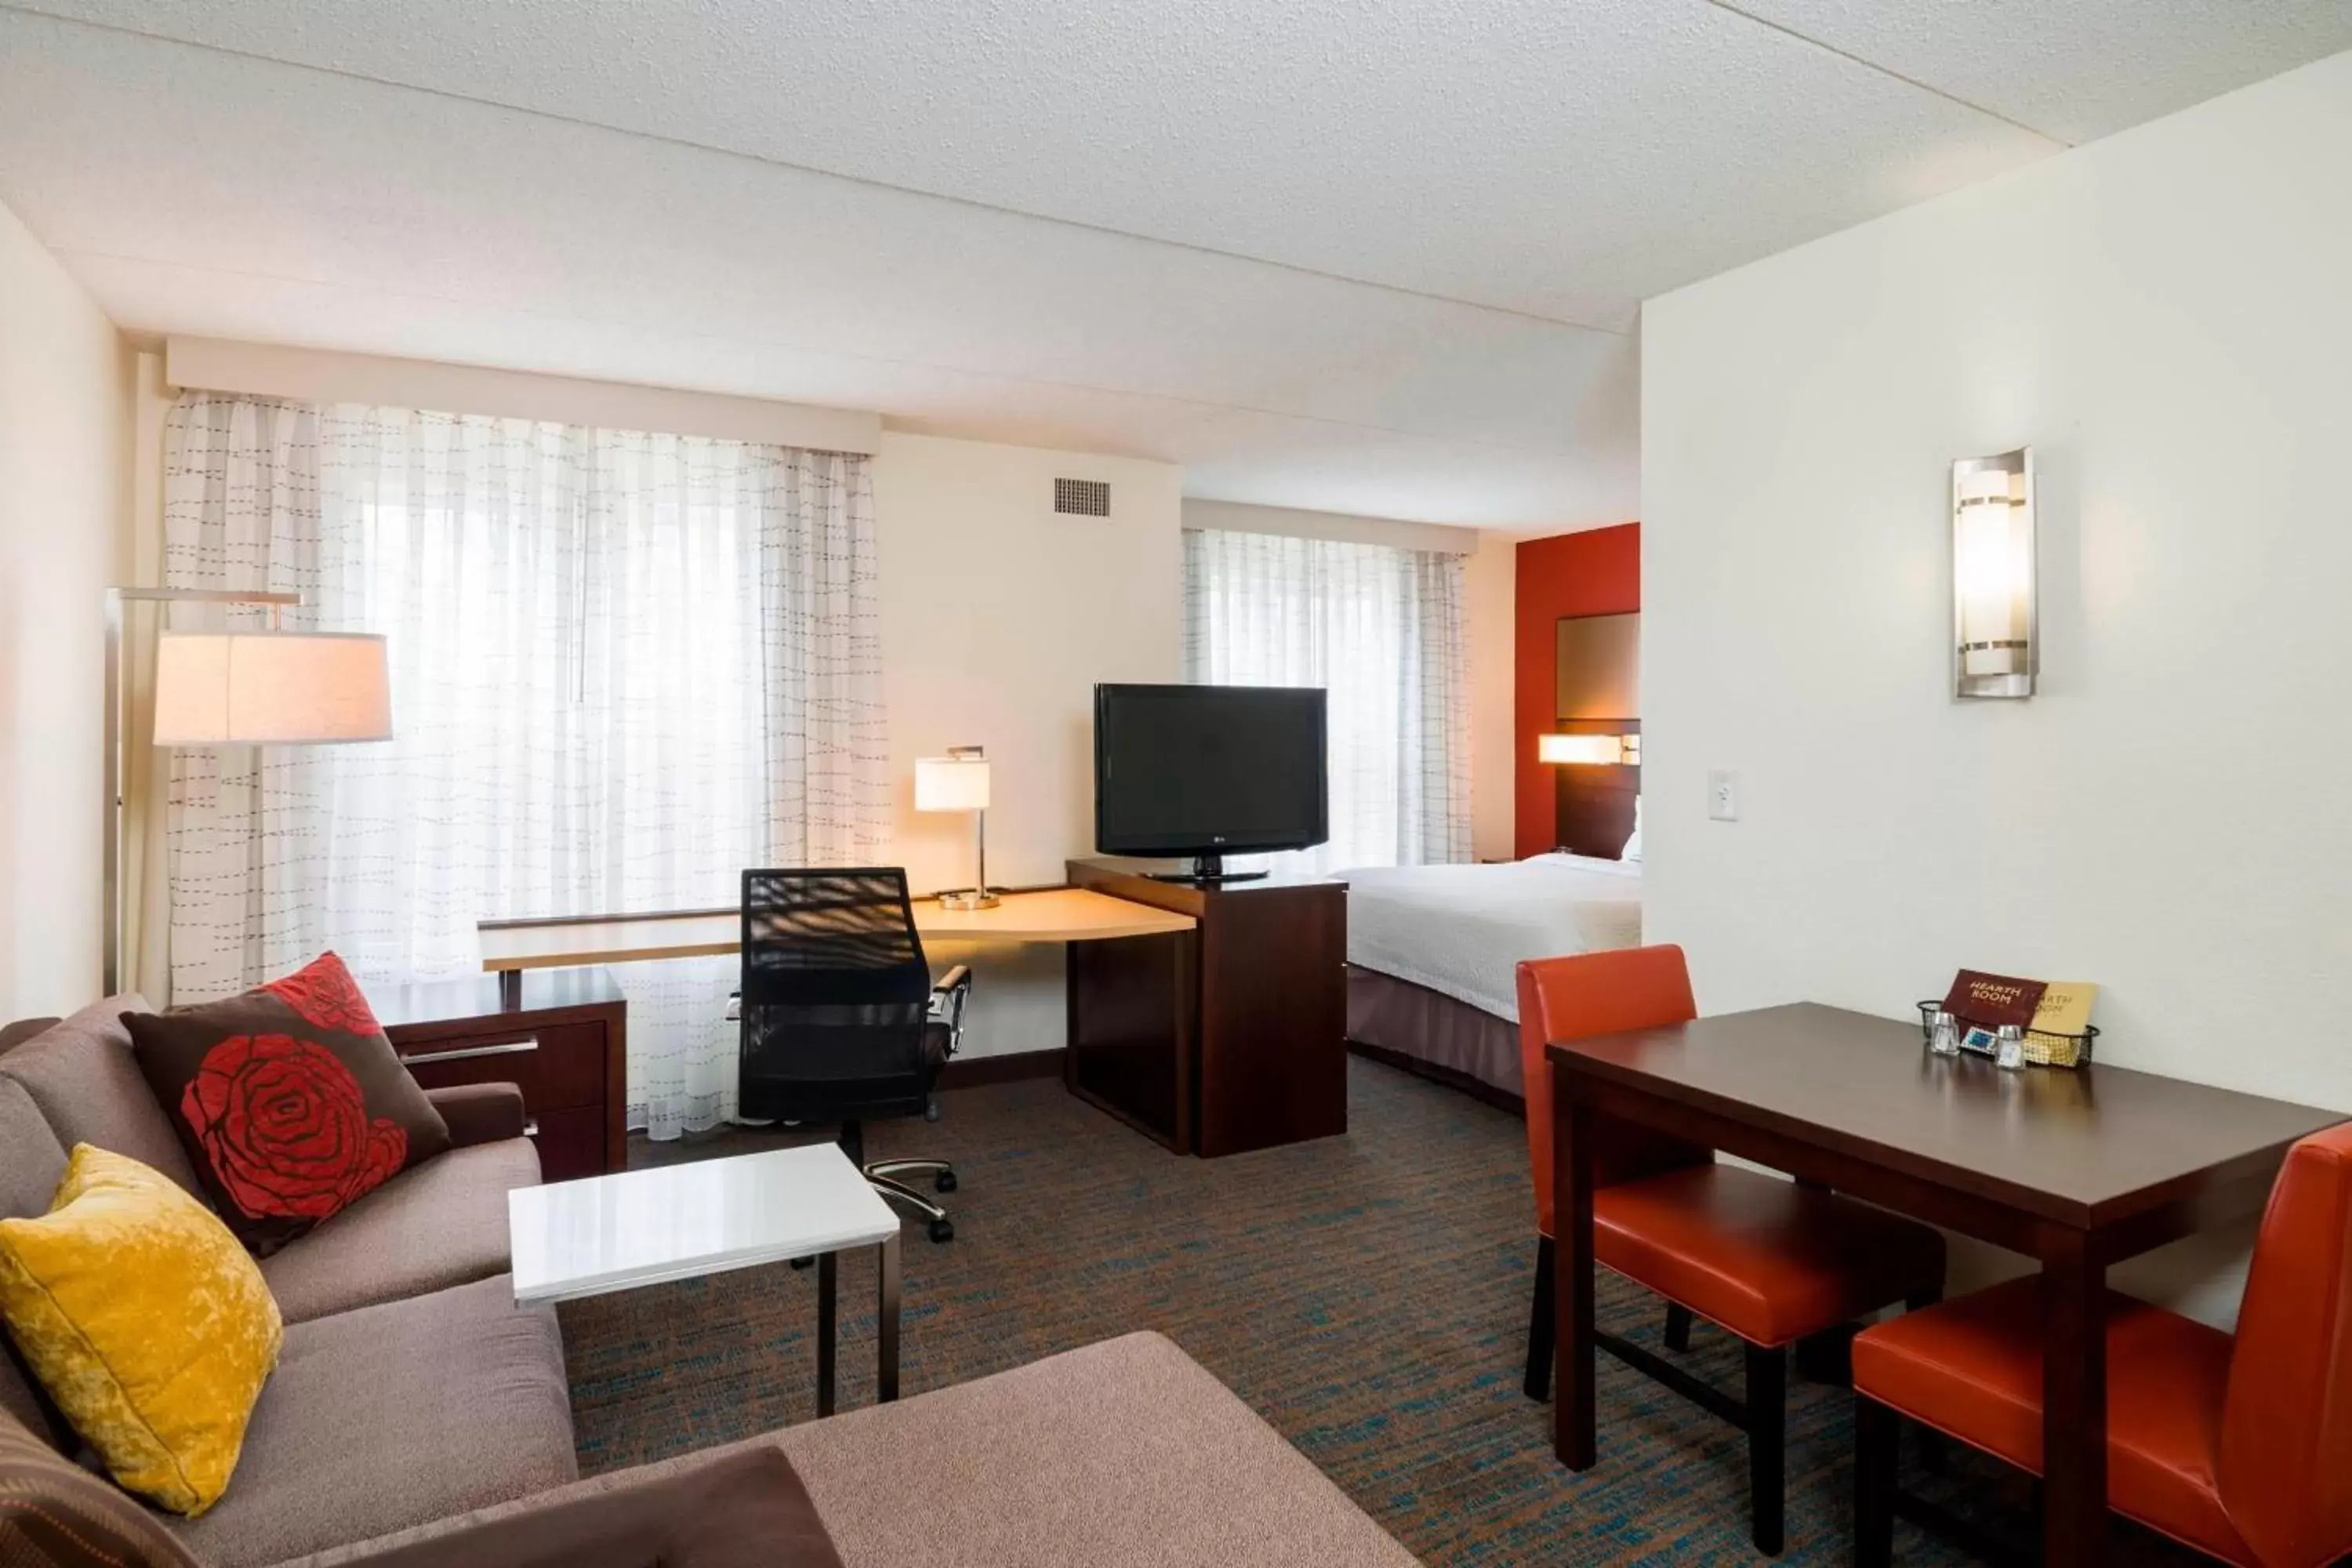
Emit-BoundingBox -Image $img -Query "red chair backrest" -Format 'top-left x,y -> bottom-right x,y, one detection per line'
2219,1121 -> 2352,1568
1515,946 -> 1708,1236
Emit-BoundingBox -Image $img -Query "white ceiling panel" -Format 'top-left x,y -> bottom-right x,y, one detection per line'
14,0 -> 2060,327
0,12 -> 1633,523
1726,0 -> 2352,147
0,2 -> 2341,525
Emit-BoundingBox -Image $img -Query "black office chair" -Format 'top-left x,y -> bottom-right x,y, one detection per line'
735,868 -> 971,1243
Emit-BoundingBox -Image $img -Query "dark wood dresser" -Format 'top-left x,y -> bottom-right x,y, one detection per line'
373,967 -> 628,1181
1066,858 -> 1347,1157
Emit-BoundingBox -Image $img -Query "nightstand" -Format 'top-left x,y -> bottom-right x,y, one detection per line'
372,967 -> 628,1180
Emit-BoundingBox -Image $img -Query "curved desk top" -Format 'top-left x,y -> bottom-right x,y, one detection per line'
479,886 -> 1196,973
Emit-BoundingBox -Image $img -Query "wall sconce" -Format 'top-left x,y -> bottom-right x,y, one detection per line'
1539,732 -> 1640,767
1952,448 -> 2036,699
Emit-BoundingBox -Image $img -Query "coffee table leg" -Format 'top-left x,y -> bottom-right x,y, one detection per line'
877,1231 -> 902,1403
816,1250 -> 837,1418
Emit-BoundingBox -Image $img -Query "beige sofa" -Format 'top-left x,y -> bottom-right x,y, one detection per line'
0,997 -> 1417,1568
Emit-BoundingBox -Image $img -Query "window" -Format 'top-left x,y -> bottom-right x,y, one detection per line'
1181,528 -> 1471,872
162,394 -> 887,1135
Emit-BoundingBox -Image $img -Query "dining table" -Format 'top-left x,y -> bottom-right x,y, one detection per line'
1545,1001 -> 2346,1568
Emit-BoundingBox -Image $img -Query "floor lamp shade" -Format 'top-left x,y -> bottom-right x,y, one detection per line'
152,632 -> 393,745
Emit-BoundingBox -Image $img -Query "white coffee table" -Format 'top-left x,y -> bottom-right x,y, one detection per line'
507,1142 -> 902,1414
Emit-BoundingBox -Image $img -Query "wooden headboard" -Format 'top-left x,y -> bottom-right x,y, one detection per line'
1552,722 -> 1640,858
1552,608 -> 1640,858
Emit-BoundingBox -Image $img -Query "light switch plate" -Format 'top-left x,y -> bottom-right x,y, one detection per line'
1708,769 -> 1740,822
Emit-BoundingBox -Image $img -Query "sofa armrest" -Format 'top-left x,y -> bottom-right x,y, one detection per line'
423,1083 -> 528,1148
326,1443 -> 842,1568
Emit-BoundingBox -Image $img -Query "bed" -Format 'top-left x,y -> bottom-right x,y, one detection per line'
1341,851 -> 1642,1105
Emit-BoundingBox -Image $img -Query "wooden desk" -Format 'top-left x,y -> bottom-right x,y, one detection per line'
1546,1003 -> 2343,1568
479,887 -> 1196,983
375,968 -> 630,1179
477,887 -> 1211,1151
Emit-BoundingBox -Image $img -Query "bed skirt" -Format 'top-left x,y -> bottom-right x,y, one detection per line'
1345,965 -> 1525,1111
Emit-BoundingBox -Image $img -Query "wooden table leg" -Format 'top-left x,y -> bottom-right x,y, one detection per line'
1552,1083 -> 1598,1470
877,1231 -> 902,1403
2042,1227 -> 2107,1567
816,1250 -> 838,1418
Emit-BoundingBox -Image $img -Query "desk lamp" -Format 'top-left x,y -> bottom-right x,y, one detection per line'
915,747 -> 996,909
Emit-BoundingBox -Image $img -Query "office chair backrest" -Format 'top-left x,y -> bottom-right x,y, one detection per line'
1515,945 -> 1708,1238
2218,1120 -> 2352,1568
739,869 -> 935,1120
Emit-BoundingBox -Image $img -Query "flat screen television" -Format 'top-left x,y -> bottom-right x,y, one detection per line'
1094,683 -> 1327,882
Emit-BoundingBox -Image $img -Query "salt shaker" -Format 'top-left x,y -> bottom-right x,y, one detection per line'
1929,1008 -> 1961,1057
1995,1023 -> 2027,1071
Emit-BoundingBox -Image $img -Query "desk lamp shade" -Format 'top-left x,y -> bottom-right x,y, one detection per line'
151,632 -> 392,746
914,753 -> 990,813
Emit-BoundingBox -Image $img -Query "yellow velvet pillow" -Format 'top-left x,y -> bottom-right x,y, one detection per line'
0,1144 -> 282,1515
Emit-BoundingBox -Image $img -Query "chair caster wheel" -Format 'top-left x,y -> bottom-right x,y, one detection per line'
927,1218 -> 955,1243
789,1256 -> 815,1270
934,1170 -> 957,1193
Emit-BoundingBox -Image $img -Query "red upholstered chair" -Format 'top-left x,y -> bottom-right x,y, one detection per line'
1852,1122 -> 2352,1568
1519,946 -> 1948,1555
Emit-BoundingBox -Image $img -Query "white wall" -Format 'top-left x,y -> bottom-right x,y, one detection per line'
0,199 -> 132,1020
1642,49 -> 2352,1324
876,431 -> 1185,1055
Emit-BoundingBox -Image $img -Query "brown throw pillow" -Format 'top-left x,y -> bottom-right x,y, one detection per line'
0,1405 -> 205,1568
126,953 -> 451,1256
342,1445 -> 845,1568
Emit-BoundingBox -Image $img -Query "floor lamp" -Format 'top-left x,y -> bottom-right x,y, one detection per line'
104,586 -> 394,995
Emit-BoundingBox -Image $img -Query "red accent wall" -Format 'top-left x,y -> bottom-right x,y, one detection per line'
1515,523 -> 1640,858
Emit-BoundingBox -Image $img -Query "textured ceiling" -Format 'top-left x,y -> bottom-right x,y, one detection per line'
2,2 -> 2345,525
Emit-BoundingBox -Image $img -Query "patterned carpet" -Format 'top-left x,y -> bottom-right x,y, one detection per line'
560,1055 -> 2201,1566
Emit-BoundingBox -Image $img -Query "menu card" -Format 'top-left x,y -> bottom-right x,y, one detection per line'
1940,970 -> 2048,1032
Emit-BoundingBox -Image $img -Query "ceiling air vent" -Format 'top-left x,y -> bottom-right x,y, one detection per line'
1054,478 -> 1110,518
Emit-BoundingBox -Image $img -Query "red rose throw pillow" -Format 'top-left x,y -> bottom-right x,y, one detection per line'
127,953 -> 452,1255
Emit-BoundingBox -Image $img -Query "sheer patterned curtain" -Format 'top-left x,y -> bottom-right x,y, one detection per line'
162,393 -> 890,1138
1181,528 -> 1470,873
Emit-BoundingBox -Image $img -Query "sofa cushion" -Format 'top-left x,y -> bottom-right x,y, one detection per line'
169,1274 -> 576,1568
1,1403 -> 205,1568
1,1316 -> 68,1452
0,995 -> 202,1200
129,954 -> 452,1257
0,1076 -> 67,1221
275,1332 -> 1415,1568
775,1330 -> 1418,1567
0,1016 -> 63,1055
259,1137 -> 540,1324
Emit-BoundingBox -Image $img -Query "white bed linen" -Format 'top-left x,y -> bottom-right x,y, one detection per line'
1340,853 -> 1642,1023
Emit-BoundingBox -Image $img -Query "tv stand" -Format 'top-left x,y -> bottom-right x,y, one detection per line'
1066,858 -> 1347,1157
1145,853 -> 1268,886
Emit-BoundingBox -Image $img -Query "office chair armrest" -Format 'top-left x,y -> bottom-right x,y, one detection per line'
929,965 -> 972,1056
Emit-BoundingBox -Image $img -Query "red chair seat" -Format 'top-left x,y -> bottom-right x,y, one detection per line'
1852,1276 -> 2253,1566
1595,1164 -> 1947,1348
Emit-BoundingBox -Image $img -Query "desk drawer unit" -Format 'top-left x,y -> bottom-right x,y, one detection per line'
376,969 -> 629,1181
397,1023 -> 609,1109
